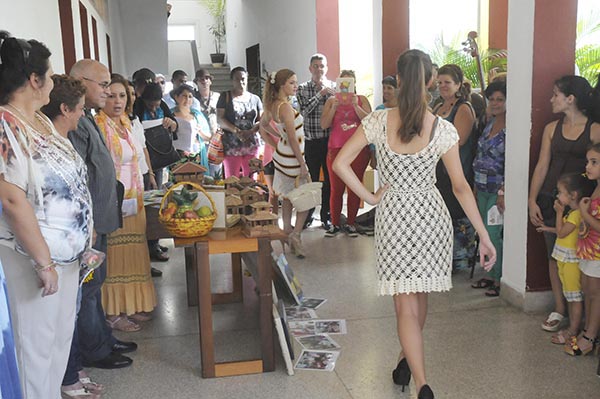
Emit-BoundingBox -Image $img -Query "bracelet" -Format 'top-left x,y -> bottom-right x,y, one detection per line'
497,189 -> 505,196
33,261 -> 57,272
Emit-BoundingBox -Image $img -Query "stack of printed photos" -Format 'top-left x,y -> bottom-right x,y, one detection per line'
271,252 -> 347,373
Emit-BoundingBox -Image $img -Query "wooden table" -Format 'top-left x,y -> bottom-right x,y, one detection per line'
176,230 -> 277,378
146,206 -> 283,378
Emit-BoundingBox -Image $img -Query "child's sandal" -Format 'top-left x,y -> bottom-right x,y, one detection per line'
564,334 -> 599,356
551,329 -> 575,345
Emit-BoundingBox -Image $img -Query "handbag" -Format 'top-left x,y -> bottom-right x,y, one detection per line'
286,175 -> 322,212
208,128 -> 224,165
144,124 -> 181,170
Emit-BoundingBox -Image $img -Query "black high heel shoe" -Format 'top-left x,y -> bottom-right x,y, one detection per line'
418,384 -> 434,399
392,358 -> 411,392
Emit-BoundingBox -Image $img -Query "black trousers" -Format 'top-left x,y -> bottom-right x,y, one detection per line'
304,137 -> 331,222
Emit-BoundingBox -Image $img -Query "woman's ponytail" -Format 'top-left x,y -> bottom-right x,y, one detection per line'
396,50 -> 432,143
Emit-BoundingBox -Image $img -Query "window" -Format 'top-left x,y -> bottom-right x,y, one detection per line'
168,25 -> 195,41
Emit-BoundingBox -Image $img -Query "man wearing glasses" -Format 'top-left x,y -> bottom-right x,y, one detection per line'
68,59 -> 137,371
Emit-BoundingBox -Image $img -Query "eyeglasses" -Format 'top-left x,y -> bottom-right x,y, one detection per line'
157,80 -> 166,85
82,77 -> 110,89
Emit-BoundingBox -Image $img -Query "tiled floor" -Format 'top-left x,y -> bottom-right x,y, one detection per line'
92,224 -> 600,399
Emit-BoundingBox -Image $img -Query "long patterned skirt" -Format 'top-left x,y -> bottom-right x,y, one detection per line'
102,207 -> 157,316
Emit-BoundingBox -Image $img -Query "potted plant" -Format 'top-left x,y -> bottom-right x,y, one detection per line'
199,0 -> 226,67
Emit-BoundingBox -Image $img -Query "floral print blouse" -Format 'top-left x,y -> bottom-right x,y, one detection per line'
0,108 -> 92,264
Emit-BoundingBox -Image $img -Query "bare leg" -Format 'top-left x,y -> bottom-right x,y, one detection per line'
566,301 -> 583,336
549,259 -> 566,316
281,199 -> 293,234
582,274 -> 591,332
293,210 -> 308,235
584,276 -> 600,339
264,174 -> 278,215
398,293 -> 428,360
573,274 -> 600,352
394,293 -> 428,391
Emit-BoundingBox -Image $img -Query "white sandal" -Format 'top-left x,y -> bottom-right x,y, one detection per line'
541,312 -> 564,332
61,386 -> 98,398
79,377 -> 104,394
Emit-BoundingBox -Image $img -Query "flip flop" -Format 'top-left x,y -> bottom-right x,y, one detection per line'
106,316 -> 141,332
541,312 -> 564,332
551,329 -> 575,345
471,278 -> 494,289
485,286 -> 500,297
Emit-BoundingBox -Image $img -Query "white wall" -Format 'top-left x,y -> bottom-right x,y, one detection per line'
167,41 -> 196,78
168,0 -> 215,67
116,0 -> 168,77
0,0 -> 126,75
0,0 -> 65,72
226,0 -> 317,82
371,0 -> 383,106
503,0 -> 535,296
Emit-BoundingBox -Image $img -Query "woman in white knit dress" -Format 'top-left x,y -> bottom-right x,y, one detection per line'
332,50 -> 496,399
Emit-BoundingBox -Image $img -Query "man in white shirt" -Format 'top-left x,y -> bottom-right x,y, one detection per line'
162,70 -> 202,112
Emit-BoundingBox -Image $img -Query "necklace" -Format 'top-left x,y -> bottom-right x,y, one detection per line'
5,104 -> 78,162
6,103 -> 52,135
437,101 -> 455,116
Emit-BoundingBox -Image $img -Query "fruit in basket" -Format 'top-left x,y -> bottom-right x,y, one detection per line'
172,187 -> 198,218
163,202 -> 178,220
197,206 -> 213,217
183,210 -> 200,219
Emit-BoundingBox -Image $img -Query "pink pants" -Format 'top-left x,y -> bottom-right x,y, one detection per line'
223,154 -> 255,178
326,146 -> 371,226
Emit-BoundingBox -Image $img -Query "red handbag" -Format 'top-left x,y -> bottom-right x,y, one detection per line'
208,128 -> 224,165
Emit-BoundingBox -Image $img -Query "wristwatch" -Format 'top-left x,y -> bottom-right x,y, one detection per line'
497,189 -> 505,196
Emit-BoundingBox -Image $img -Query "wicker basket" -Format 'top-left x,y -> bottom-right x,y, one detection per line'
158,181 -> 217,238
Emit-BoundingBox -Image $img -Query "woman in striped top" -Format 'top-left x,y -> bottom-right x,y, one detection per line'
261,69 -> 309,258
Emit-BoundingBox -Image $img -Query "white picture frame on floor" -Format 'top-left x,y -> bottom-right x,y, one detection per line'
273,304 -> 294,375
285,306 -> 317,320
294,350 -> 340,372
273,253 -> 304,305
295,334 -> 340,351
314,319 -> 347,335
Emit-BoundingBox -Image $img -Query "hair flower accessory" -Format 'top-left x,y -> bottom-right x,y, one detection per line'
270,71 -> 277,84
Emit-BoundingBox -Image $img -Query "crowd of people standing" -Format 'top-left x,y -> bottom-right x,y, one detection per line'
1,27 -> 600,399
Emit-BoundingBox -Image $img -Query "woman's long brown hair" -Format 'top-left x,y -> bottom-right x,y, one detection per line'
396,49 -> 433,143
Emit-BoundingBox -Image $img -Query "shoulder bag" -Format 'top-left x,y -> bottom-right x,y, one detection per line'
144,124 -> 181,170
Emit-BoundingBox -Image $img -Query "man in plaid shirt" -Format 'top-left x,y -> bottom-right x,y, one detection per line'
297,53 -> 336,229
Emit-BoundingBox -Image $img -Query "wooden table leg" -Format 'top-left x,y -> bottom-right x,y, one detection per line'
231,253 -> 243,302
195,241 -> 215,378
257,238 -> 275,372
185,246 -> 198,307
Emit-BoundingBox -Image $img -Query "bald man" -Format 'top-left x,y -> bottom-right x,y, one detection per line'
66,60 -> 136,374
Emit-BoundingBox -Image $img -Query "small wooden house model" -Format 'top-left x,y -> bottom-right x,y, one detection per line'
223,176 -> 240,189
240,186 -> 266,206
242,201 -> 281,237
225,195 -> 244,227
239,176 -> 254,187
171,161 -> 207,184
225,187 -> 240,196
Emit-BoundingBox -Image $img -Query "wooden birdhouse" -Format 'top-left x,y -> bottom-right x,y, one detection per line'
239,176 -> 254,187
223,176 -> 240,189
242,201 -> 281,237
225,195 -> 244,227
171,161 -> 208,185
240,186 -> 265,207
225,187 -> 240,196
